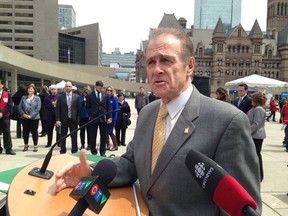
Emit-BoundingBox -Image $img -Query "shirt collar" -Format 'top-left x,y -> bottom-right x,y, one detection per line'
162,84 -> 193,119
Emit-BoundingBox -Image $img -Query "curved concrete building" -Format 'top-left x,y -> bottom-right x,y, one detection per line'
0,44 -> 150,93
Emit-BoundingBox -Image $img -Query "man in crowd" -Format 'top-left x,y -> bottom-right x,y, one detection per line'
86,80 -> 112,156
0,80 -> 16,155
135,86 -> 149,114
56,81 -> 81,154
235,83 -> 252,113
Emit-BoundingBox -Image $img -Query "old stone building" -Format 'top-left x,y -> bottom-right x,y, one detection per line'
135,1 -> 288,95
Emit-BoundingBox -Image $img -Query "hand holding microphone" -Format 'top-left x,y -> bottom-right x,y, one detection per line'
68,159 -> 117,215
185,149 -> 260,216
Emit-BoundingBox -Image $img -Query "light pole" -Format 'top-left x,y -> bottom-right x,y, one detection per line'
68,48 -> 71,64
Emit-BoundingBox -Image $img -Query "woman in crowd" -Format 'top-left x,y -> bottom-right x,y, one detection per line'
38,85 -> 49,137
115,92 -> 131,147
106,86 -> 118,151
18,84 -> 41,152
266,96 -> 278,122
247,92 -> 267,182
215,87 -> 231,103
79,85 -> 91,150
44,85 -> 59,148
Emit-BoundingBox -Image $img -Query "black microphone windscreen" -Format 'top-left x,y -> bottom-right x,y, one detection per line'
185,149 -> 258,216
92,159 -> 117,186
185,149 -> 227,195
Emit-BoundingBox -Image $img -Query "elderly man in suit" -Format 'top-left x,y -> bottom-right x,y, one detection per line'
55,28 -> 261,215
235,83 -> 253,113
86,80 -> 112,156
56,81 -> 81,154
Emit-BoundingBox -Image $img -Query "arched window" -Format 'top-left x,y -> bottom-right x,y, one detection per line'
268,50 -> 272,58
218,70 -> 221,76
199,48 -> 203,57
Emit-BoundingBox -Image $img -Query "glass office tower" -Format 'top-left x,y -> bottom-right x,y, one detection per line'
194,0 -> 241,30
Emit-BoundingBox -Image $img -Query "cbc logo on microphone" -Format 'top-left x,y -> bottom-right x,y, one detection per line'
194,162 -> 205,178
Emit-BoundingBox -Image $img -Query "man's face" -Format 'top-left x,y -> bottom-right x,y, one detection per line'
139,87 -> 145,94
0,82 -> 3,91
238,86 -> 247,97
65,82 -> 73,93
146,34 -> 194,103
95,85 -> 103,92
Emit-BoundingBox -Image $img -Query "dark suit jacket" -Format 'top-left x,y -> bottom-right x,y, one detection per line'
55,92 -> 81,125
86,90 -> 111,123
235,94 -> 252,113
106,86 -> 261,215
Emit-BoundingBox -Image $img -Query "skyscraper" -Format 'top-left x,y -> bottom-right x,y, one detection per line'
194,0 -> 242,30
58,4 -> 76,29
0,0 -> 58,61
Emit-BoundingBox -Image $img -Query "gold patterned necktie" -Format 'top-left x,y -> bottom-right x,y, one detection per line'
151,104 -> 168,173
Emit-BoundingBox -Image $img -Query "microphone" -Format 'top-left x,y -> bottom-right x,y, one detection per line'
28,108 -> 120,179
185,149 -> 260,216
69,159 -> 117,215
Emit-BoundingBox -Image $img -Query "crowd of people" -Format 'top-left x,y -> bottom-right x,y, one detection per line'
0,80 -> 144,156
0,79 -> 159,157
215,82 -> 288,182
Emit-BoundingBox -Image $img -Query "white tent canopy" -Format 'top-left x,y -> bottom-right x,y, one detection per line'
55,80 -> 66,89
225,74 -> 288,92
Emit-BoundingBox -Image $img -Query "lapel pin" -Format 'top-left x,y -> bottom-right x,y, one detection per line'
184,128 -> 189,134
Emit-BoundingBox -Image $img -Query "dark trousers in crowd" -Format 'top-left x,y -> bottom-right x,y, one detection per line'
266,111 -> 276,121
40,119 -> 47,136
0,117 -> 13,151
253,138 -> 264,182
89,122 -> 107,156
46,123 -> 60,146
16,119 -> 22,138
59,119 -> 78,154
115,126 -> 127,146
22,119 -> 39,146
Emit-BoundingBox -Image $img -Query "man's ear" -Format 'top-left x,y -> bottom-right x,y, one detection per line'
187,56 -> 195,76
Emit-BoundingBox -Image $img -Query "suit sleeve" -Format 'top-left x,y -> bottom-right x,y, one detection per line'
215,112 -> 262,213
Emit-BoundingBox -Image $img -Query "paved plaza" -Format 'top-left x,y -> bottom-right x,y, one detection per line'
1,98 -> 288,215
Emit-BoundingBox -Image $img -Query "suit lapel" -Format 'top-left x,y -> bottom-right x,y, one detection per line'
148,88 -> 201,188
